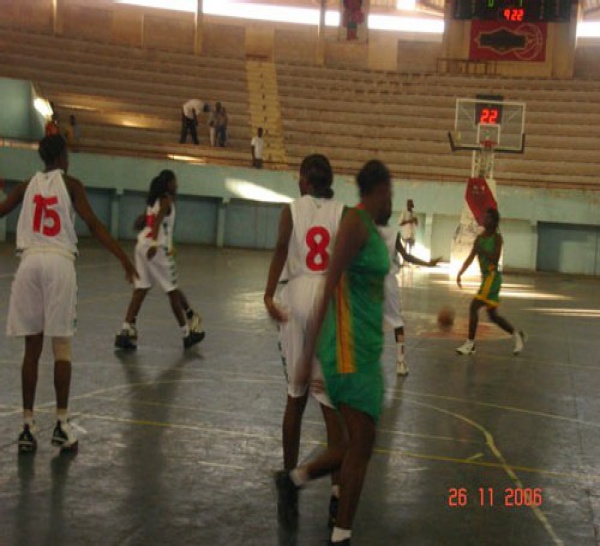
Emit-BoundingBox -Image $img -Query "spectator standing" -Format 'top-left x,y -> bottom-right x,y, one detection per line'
179,99 -> 209,145
216,104 -> 228,147
251,127 -> 265,168
208,110 -> 216,147
398,198 -> 418,258
64,115 -> 81,148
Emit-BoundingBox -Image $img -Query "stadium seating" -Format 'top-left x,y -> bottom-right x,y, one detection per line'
1,27 -> 600,187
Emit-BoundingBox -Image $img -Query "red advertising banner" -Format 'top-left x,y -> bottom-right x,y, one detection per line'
470,21 -> 547,62
465,177 -> 498,226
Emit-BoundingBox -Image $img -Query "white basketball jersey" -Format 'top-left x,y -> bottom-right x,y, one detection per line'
379,226 -> 400,273
287,196 -> 344,280
138,199 -> 175,251
16,170 -> 78,255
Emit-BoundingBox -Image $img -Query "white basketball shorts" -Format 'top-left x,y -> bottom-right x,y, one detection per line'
7,251 -> 77,337
278,276 -> 332,408
384,272 -> 404,329
134,244 -> 178,293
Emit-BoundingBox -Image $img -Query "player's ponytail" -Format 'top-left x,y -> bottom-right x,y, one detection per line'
147,170 -> 176,205
300,154 -> 334,199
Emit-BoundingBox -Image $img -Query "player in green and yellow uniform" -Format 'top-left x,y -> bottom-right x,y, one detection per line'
456,208 -> 527,356
274,160 -> 392,546
317,205 -> 389,422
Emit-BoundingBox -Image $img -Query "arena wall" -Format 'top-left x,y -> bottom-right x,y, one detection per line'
2,147 -> 600,273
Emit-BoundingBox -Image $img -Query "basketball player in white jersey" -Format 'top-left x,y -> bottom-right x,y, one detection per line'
378,221 -> 441,376
114,169 -> 204,350
0,135 -> 137,453
264,154 -> 345,528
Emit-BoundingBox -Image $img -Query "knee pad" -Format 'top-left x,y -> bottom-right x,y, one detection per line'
52,337 -> 72,362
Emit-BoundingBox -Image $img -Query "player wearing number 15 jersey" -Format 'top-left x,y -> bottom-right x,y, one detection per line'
264,154 -> 345,528
0,135 -> 136,454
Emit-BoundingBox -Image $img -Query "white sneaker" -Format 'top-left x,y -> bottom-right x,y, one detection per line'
456,340 -> 476,355
396,360 -> 409,376
52,420 -> 78,451
513,331 -> 527,355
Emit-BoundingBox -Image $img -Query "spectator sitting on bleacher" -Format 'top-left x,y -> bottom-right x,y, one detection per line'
180,99 -> 210,145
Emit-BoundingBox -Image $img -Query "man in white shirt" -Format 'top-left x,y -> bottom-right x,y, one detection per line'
398,198 -> 418,258
251,127 -> 265,168
180,99 -> 210,145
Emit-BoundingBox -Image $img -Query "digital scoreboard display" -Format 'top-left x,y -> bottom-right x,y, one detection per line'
453,0 -> 571,22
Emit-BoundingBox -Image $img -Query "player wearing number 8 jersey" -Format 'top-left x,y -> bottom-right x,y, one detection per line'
0,135 -> 136,454
264,154 -> 345,529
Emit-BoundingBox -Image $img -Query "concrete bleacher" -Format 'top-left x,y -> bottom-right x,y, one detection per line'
1,26 -> 600,188
276,62 -> 600,188
0,29 -> 252,164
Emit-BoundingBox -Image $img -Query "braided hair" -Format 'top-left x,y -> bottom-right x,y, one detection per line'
299,154 -> 334,199
147,169 -> 176,206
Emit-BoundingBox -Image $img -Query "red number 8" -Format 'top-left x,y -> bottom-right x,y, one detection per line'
306,226 -> 330,272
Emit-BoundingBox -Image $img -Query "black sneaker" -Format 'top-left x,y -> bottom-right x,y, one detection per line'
274,470 -> 299,528
18,424 -> 38,454
114,325 -> 138,350
183,330 -> 205,350
328,495 -> 339,529
52,420 -> 78,452
328,540 -> 351,546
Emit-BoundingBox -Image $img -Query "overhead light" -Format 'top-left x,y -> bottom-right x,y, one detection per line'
397,0 -> 416,10
116,0 -> 442,32
204,1 -> 326,25
368,14 -> 444,33
577,22 -> 600,38
33,97 -> 54,118
115,0 -> 195,12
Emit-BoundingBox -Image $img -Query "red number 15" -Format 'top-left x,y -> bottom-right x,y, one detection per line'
33,194 -> 61,236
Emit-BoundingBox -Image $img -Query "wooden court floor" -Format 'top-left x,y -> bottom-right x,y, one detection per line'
1,242 -> 599,546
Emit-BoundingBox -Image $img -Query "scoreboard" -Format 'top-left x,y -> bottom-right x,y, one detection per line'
453,0 -> 571,22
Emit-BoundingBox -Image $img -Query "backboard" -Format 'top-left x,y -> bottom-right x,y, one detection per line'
448,98 -> 526,153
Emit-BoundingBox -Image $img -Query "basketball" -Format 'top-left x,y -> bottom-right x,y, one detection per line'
437,306 -> 455,330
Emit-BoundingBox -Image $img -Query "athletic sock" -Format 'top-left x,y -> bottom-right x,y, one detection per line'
396,342 -> 404,362
331,485 -> 340,498
290,467 -> 309,487
56,410 -> 68,423
331,527 -> 352,543
182,324 -> 190,337
23,411 -> 34,427
122,321 -> 133,331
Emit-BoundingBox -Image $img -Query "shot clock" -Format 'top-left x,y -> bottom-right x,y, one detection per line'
453,0 -> 571,22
